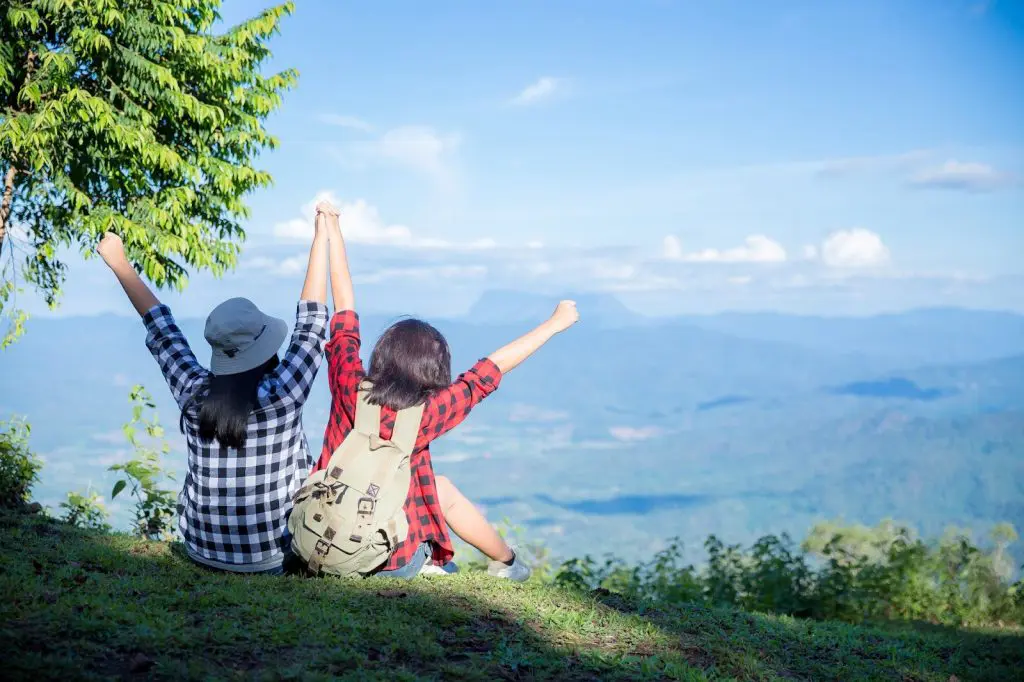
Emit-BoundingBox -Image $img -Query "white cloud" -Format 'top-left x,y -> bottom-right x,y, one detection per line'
244,255 -> 307,277
432,451 -> 475,464
511,77 -> 561,106
814,150 -> 931,178
355,264 -> 487,285
609,426 -> 662,442
662,235 -> 684,260
663,235 -> 787,263
820,228 -> 890,268
317,114 -> 374,132
590,261 -> 637,280
272,192 -> 495,251
508,404 -> 569,423
371,125 -> 461,186
910,160 -> 1015,192
90,429 -> 126,445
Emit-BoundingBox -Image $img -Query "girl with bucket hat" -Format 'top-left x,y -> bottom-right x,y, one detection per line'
97,216 -> 330,575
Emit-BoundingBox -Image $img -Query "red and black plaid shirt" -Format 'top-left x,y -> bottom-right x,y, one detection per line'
316,311 -> 502,571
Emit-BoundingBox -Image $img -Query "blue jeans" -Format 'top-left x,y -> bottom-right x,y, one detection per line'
373,542 -> 430,579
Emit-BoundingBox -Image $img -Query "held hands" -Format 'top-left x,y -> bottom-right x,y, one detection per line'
97,232 -> 128,268
548,300 -> 580,333
315,200 -> 341,236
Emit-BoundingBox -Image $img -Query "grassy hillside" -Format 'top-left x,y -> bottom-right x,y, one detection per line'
2,510 -> 1022,681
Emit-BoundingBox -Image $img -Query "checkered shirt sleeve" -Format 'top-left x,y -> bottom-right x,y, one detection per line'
274,300 -> 329,403
143,304 -> 208,409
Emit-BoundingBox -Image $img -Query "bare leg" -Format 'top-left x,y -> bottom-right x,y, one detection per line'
436,475 -> 513,563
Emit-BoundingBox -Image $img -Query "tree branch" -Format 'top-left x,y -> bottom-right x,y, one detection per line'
0,166 -> 17,254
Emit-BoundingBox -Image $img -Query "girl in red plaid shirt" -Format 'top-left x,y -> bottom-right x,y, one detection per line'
314,201 -> 579,581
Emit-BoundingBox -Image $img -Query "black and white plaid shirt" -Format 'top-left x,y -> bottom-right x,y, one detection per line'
143,300 -> 328,568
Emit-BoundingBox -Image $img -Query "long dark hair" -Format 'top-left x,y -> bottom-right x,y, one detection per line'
182,356 -> 280,450
365,319 -> 451,410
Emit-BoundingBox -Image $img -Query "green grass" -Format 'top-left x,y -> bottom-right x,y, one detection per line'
1,510 -> 1021,681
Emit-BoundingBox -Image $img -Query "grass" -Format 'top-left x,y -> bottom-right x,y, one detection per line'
1,509 -> 1021,681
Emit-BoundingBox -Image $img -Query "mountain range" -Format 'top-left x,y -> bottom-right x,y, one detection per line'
2,291 -> 1022,567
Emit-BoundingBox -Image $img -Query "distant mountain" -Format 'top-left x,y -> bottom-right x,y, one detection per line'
680,307 -> 1024,366
465,290 -> 645,327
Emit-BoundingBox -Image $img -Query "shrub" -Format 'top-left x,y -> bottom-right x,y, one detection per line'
60,490 -> 111,532
0,418 -> 40,509
555,520 -> 1024,628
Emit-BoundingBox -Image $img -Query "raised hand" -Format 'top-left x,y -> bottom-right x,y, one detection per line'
316,200 -> 340,220
549,300 -> 580,333
97,232 -> 128,268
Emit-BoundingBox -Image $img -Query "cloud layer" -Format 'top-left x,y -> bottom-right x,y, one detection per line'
511,77 -> 562,106
663,235 -> 788,263
910,160 -> 1016,192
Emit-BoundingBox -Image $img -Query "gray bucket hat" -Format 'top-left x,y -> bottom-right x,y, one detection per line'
204,298 -> 288,375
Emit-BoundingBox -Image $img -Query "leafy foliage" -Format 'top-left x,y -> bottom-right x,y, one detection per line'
60,489 -> 111,531
0,417 -> 40,508
0,278 -> 28,348
555,520 -> 1024,628
109,385 -> 176,540
0,0 -> 297,331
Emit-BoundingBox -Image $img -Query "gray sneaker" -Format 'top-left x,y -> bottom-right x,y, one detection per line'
487,549 -> 531,582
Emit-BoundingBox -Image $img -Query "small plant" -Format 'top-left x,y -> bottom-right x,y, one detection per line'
0,417 -> 40,509
109,385 -> 177,541
60,490 -> 111,532
459,517 -> 556,581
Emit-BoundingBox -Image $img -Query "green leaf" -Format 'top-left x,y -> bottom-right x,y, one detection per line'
111,480 -> 127,499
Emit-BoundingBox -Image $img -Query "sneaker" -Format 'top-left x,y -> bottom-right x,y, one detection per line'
419,561 -> 459,576
487,549 -> 531,583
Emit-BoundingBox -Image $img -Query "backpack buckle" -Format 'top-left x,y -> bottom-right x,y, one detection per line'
357,497 -> 375,516
314,538 -> 331,556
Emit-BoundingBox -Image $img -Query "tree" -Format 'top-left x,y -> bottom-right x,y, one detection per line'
0,0 -> 297,345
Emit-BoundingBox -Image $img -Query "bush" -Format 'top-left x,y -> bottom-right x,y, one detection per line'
60,491 -> 111,532
0,418 -> 40,509
555,520 -> 1024,628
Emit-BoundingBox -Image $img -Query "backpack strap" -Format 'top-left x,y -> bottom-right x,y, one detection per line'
391,403 -> 425,455
355,390 -> 382,437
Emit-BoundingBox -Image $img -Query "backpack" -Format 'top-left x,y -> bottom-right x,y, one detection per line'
288,389 -> 424,577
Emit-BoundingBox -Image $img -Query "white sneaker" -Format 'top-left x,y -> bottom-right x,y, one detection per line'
419,561 -> 459,576
487,549 -> 531,582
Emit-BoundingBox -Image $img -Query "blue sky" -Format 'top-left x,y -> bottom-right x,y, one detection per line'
25,0 -> 1024,318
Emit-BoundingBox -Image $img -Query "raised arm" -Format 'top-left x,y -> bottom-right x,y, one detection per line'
300,212 -> 329,305
98,232 -> 206,408
488,300 -> 579,374
419,302 -> 580,441
316,200 -> 355,311
275,211 -> 330,402
98,233 -> 160,317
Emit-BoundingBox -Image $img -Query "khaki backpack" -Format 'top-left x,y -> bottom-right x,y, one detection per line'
288,389 -> 424,577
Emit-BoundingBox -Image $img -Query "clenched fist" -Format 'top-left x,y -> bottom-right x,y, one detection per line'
97,232 -> 127,268
549,300 -> 580,333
